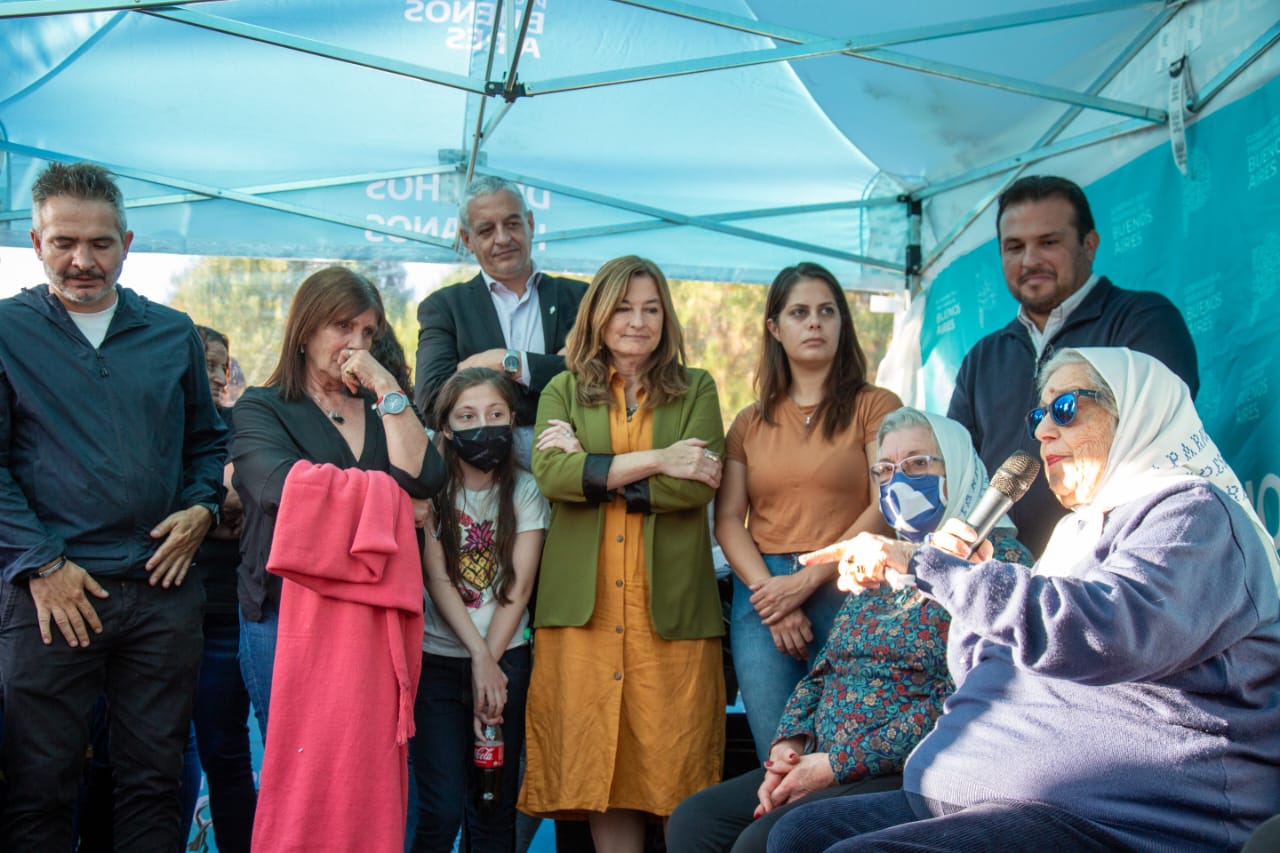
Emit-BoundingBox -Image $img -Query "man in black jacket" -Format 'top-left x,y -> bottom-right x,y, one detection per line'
948,175 -> 1198,557
415,176 -> 586,466
0,162 -> 227,850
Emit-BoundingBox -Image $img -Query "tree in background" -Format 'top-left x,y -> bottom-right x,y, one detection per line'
168,259 -> 895,428
170,257 -> 418,390
670,278 -> 895,427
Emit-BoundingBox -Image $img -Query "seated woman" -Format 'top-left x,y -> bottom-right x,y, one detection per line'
666,408 -> 1031,853
773,348 -> 1280,852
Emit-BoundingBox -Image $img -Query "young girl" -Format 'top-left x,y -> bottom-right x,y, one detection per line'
410,367 -> 549,853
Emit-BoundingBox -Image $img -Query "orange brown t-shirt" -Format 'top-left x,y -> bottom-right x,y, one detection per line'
724,385 -> 902,554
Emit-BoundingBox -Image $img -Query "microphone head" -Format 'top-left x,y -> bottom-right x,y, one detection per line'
990,450 -> 1041,503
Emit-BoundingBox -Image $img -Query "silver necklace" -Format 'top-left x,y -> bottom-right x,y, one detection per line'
789,394 -> 817,428
308,392 -> 346,424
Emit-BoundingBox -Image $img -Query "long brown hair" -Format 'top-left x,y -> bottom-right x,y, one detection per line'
266,267 -> 386,401
564,255 -> 688,408
432,368 -> 520,606
755,262 -> 868,440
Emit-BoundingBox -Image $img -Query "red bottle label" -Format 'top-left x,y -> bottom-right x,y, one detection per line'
474,743 -> 504,768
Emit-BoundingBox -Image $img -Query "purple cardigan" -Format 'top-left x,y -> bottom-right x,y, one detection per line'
904,480 -> 1280,851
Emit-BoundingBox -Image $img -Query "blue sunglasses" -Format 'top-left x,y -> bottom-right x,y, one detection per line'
1025,389 -> 1102,440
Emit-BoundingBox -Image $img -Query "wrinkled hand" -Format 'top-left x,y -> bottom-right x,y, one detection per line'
765,752 -> 836,809
535,419 -> 583,454
929,519 -> 992,562
658,438 -> 721,488
801,533 -> 916,594
28,560 -> 110,647
471,652 -> 508,725
768,609 -> 813,661
749,572 -> 814,625
457,348 -> 507,374
755,738 -> 804,817
146,505 -> 215,588
339,347 -> 397,397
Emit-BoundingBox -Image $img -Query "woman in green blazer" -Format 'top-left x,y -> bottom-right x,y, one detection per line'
518,255 -> 726,852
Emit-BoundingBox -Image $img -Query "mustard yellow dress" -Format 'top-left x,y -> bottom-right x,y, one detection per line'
519,380 -> 725,818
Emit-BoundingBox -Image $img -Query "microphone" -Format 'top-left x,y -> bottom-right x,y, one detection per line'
962,450 -> 1041,557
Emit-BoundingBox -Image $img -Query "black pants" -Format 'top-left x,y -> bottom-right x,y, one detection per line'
0,575 -> 202,852
667,769 -> 904,853
409,646 -> 531,853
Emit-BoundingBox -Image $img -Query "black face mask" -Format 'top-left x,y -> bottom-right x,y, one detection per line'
449,425 -> 513,472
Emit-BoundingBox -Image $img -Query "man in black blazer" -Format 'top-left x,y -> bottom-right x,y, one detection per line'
415,177 -> 586,456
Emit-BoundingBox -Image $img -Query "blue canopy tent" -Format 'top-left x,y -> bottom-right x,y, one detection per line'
2,0 -> 1278,541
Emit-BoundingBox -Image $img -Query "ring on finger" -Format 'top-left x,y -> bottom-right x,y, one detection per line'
703,449 -> 719,461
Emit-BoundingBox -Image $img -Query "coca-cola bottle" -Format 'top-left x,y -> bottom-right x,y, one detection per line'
474,722 -> 504,819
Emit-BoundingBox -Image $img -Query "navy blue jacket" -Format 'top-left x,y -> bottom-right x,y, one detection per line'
947,278 -> 1198,557
0,285 -> 227,582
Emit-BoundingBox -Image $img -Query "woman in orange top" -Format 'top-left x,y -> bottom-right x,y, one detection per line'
521,256 -> 725,852
717,262 -> 901,759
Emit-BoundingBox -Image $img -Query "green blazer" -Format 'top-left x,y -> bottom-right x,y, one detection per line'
531,368 -> 725,640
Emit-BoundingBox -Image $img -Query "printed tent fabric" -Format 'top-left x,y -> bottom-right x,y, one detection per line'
2,0 -> 1273,290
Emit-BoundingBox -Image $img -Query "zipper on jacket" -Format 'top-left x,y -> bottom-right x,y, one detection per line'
97,351 -> 109,377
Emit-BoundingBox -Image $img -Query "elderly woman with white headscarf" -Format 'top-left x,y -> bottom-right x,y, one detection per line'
773,348 -> 1280,853
666,408 -> 1032,853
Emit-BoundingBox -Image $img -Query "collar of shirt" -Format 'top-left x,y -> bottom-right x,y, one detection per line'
481,264 -> 545,363
480,264 -> 541,301
1017,272 -> 1100,358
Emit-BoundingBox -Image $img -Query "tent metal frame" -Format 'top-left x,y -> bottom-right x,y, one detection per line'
5,0 -> 1275,288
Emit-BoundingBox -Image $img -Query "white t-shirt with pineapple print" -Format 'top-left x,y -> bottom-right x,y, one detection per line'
422,469 -> 549,657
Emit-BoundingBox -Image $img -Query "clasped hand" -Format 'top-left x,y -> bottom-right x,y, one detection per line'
754,738 -> 835,817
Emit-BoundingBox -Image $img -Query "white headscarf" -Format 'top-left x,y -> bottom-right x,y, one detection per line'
1039,347 -> 1280,587
919,410 -> 1016,532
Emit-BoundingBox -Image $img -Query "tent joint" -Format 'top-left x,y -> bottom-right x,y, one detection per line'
486,79 -> 527,102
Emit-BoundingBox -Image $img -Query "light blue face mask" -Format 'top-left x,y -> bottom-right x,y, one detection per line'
879,473 -> 947,543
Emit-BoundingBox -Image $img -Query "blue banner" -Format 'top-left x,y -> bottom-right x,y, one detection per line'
921,77 -> 1280,551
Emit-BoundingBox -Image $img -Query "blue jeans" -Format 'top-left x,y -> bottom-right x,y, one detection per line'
237,607 -> 278,742
409,646 -> 531,853
193,611 -> 256,853
730,553 -> 846,760
0,576 -> 202,851
767,790 -> 1134,852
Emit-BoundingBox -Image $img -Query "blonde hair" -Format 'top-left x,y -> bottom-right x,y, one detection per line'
564,255 -> 689,408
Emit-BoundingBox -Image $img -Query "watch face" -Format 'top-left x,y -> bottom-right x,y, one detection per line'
502,352 -> 520,374
379,392 -> 408,415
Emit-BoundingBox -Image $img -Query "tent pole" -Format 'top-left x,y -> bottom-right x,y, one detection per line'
903,196 -> 922,300
463,0 -> 505,188
501,0 -> 536,103
918,3 -> 1178,273
1187,20 -> 1280,114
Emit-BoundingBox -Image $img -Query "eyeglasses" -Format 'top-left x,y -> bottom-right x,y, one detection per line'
870,455 -> 943,485
1025,389 -> 1102,440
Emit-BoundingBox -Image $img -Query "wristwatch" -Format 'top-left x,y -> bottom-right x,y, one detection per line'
502,349 -> 521,379
374,391 -> 410,418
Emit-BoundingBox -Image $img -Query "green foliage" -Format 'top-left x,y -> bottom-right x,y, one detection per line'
168,259 -> 897,426
169,257 -> 420,388
669,278 -> 896,427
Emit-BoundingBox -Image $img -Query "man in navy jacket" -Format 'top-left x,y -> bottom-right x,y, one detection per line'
947,176 -> 1198,557
0,162 -> 226,849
